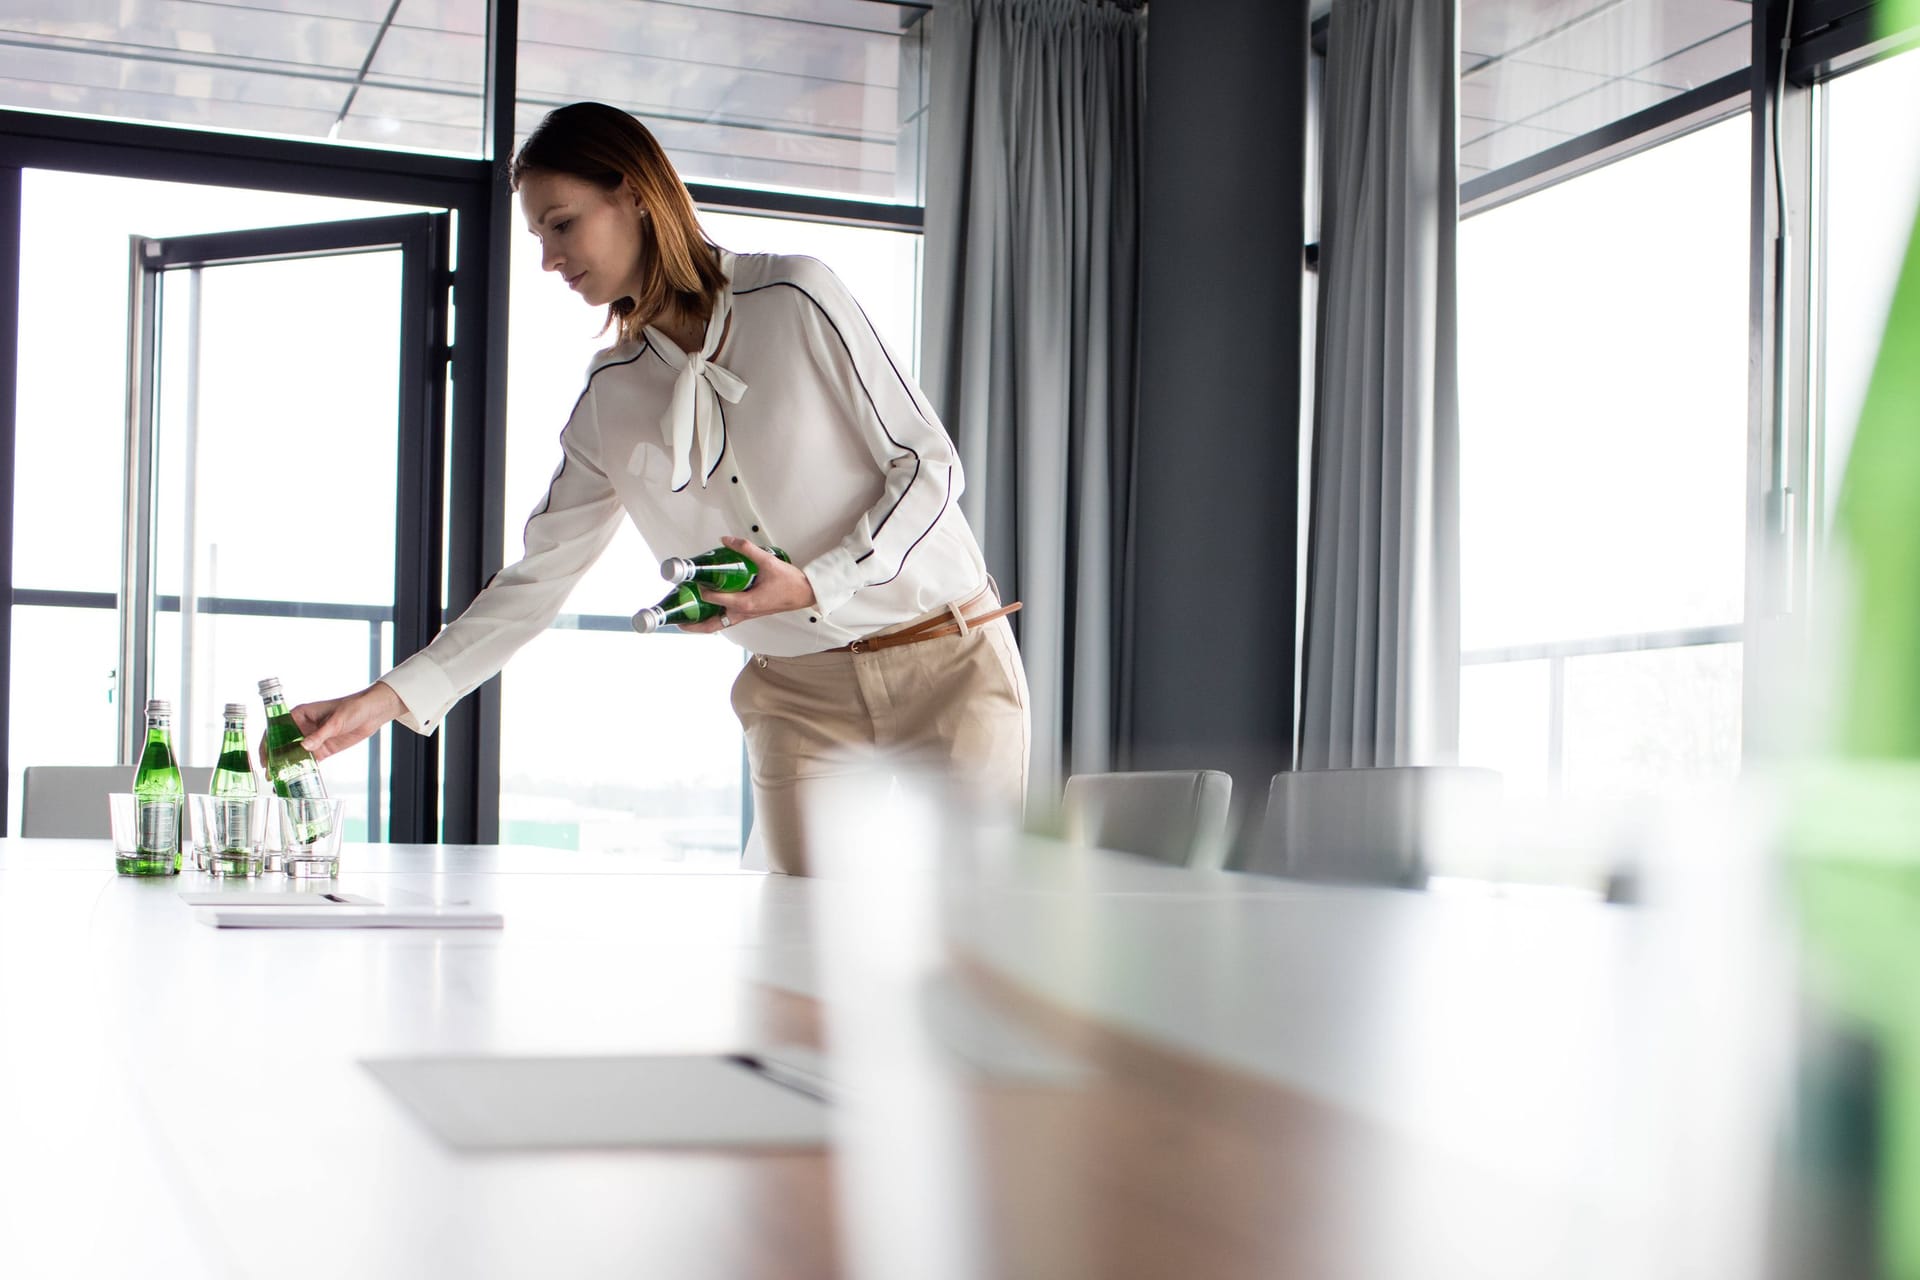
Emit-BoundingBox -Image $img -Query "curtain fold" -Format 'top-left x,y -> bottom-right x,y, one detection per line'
923,0 -> 1146,803
1299,0 -> 1461,771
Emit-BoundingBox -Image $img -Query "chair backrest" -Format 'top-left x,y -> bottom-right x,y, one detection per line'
1061,769 -> 1233,868
1245,766 -> 1501,888
21,765 -> 216,838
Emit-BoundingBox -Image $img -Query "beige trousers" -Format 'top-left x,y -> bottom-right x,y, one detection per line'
730,605 -> 1030,876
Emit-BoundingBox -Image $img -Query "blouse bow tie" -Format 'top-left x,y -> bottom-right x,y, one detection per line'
634,293 -> 747,491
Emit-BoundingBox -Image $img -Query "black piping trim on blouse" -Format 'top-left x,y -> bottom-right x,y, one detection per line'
864,464 -> 953,588
493,343 -> 649,591
733,277 -> 946,566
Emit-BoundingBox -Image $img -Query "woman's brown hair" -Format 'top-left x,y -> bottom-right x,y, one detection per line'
510,102 -> 725,343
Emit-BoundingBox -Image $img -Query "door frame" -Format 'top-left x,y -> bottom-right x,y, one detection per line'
122,212 -> 450,841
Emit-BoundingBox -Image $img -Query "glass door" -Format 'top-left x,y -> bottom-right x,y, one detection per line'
124,214 -> 449,841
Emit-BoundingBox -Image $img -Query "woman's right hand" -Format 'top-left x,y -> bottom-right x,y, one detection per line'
272,681 -> 406,764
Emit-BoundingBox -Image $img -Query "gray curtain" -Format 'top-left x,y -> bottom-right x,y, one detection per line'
1299,0 -> 1461,770
922,0 -> 1146,803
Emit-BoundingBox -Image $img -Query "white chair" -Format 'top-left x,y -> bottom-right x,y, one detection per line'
1244,766 -> 1501,888
21,765 -> 215,838
1061,769 -> 1233,868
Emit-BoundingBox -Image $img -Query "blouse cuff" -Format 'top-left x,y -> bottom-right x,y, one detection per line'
802,547 -> 863,617
380,653 -> 457,737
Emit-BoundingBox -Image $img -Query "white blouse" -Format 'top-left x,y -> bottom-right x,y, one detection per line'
382,250 -> 989,736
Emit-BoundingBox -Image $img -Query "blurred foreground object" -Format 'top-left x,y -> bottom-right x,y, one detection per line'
1788,176 -> 1920,1275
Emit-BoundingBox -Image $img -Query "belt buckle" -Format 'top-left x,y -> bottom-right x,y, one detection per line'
847,638 -> 873,654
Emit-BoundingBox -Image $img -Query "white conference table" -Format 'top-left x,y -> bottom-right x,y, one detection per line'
0,832 -> 1791,1279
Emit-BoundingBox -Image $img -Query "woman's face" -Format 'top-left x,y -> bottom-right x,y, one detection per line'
519,169 -> 649,309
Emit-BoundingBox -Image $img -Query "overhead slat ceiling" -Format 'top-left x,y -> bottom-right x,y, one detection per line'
1459,0 -> 1752,179
0,1 -> 1755,199
516,0 -> 922,200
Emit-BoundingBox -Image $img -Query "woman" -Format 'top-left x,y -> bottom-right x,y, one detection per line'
293,102 -> 1029,874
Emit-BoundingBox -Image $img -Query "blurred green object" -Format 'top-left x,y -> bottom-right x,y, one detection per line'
1797,195 -> 1920,1276
1834,205 -> 1920,756
1773,9 -> 1919,1269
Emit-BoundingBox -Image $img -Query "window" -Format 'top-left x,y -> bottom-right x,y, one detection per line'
1456,115 -> 1750,803
497,205 -> 922,862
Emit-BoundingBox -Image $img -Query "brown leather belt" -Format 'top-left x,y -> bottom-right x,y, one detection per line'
828,588 -> 1023,655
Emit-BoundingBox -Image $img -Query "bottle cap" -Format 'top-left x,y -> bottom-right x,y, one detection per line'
258,677 -> 282,698
631,606 -> 666,635
660,557 -> 695,585
145,698 -> 171,716
223,702 -> 248,719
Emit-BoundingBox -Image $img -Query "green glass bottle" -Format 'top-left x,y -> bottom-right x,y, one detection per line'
631,583 -> 723,634
210,702 -> 258,874
124,698 -> 183,876
637,544 -> 793,633
258,677 -> 332,841
659,545 -> 792,593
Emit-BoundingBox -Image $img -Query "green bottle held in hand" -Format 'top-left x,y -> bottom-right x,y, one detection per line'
211,702 -> 257,857
635,544 -> 791,634
659,544 -> 792,593
632,583 -> 722,634
258,677 -> 332,841
125,698 -> 183,876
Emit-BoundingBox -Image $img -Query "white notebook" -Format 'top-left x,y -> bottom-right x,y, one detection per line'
179,891 -> 381,907
194,904 -> 502,929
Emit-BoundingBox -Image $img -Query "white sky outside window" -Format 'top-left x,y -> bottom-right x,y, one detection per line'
1456,115 -> 1750,806
148,250 -> 403,835
1458,116 -> 1750,653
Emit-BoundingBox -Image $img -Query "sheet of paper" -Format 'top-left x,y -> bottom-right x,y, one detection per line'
178,891 -> 381,907
194,905 -> 501,929
362,1054 -> 832,1150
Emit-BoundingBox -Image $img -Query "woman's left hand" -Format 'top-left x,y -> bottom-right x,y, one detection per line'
679,536 -> 819,634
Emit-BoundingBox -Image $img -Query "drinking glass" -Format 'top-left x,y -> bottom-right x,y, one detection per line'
189,793 -> 265,877
107,792 -> 180,876
278,797 -> 347,878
